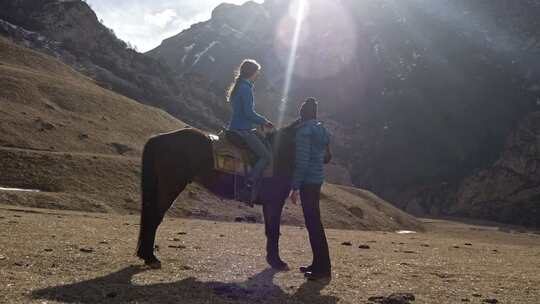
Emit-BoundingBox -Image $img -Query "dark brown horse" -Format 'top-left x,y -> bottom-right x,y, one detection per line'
135,126 -> 298,269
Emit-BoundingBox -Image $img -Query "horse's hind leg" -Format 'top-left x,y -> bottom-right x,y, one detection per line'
141,179 -> 188,269
263,198 -> 287,269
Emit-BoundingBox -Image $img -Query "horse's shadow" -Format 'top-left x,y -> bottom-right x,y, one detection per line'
31,265 -> 339,303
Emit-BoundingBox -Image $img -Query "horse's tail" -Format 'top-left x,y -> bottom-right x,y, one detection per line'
136,137 -> 158,259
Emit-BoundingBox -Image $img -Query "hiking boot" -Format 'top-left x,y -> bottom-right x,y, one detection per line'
299,265 -> 313,273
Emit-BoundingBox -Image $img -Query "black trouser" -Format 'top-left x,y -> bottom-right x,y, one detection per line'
300,184 -> 331,272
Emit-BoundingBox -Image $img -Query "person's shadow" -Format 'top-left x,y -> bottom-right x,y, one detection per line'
31,266 -> 339,303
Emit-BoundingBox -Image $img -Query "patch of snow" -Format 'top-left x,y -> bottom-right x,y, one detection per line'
208,56 -> 216,62
192,41 -> 218,66
184,43 -> 195,54
220,23 -> 244,39
395,230 -> 417,234
181,54 -> 187,65
0,187 -> 41,193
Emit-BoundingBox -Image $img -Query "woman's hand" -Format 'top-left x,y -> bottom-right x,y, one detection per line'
289,190 -> 299,205
265,121 -> 274,129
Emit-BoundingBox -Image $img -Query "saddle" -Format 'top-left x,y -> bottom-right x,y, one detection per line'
209,130 -> 273,177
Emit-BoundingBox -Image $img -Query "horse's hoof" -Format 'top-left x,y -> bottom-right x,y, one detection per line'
266,256 -> 289,271
145,259 -> 162,269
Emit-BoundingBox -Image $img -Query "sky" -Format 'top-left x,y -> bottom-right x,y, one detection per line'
85,0 -> 262,53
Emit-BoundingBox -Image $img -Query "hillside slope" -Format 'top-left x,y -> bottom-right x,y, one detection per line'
0,36 -> 184,155
0,0 -> 228,129
0,37 -> 421,231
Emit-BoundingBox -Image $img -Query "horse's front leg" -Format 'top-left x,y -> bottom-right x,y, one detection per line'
263,196 -> 288,270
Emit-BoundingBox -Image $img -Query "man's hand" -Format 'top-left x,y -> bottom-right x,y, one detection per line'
289,190 -> 299,205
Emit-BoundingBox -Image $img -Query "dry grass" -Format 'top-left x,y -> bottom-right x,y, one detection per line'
0,36 -> 183,155
0,205 -> 539,304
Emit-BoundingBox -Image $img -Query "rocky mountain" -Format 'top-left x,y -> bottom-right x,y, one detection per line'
148,0 -> 540,226
0,0 -> 229,129
453,112 -> 540,227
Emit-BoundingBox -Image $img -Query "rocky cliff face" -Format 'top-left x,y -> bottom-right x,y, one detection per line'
454,112 -> 540,227
0,0 -> 229,129
148,0 -> 540,225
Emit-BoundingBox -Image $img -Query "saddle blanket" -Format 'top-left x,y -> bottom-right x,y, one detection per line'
209,131 -> 273,178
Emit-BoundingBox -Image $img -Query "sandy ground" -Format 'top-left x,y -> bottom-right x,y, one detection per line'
1,204 -> 539,304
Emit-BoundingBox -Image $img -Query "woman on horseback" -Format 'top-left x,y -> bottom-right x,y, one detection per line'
227,59 -> 274,200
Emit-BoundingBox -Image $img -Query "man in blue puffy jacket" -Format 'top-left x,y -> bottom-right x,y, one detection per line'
290,97 -> 332,280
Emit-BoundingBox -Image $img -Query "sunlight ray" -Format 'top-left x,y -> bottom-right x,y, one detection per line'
277,0 -> 307,127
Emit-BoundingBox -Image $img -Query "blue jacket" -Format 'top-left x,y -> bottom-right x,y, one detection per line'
292,119 -> 331,190
228,79 -> 269,130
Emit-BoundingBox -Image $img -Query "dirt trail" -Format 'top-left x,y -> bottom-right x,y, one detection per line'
1,204 -> 539,304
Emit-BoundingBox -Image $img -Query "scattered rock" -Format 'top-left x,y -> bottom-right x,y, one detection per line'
453,246 -> 460,249
367,240 -> 377,243
168,245 -> 186,249
0,255 -> 6,260
106,291 -> 117,298
492,249 -> 499,253
44,248 -> 53,252
168,238 -> 181,242
13,215 -> 22,218
483,299 -> 498,304
109,142 -> 133,155
461,299 -> 470,302
464,243 -> 472,246
14,261 -> 30,267
472,293 -> 482,297
182,265 -> 192,270
78,133 -> 89,140
177,232 -> 187,235
80,247 -> 94,253
341,242 -> 353,246
368,292 -> 415,304
99,241 -> 109,244
359,244 -> 370,249
219,234 -> 225,237
245,215 -> 258,223
420,244 -> 430,247
234,217 -> 244,223
402,250 -> 416,254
